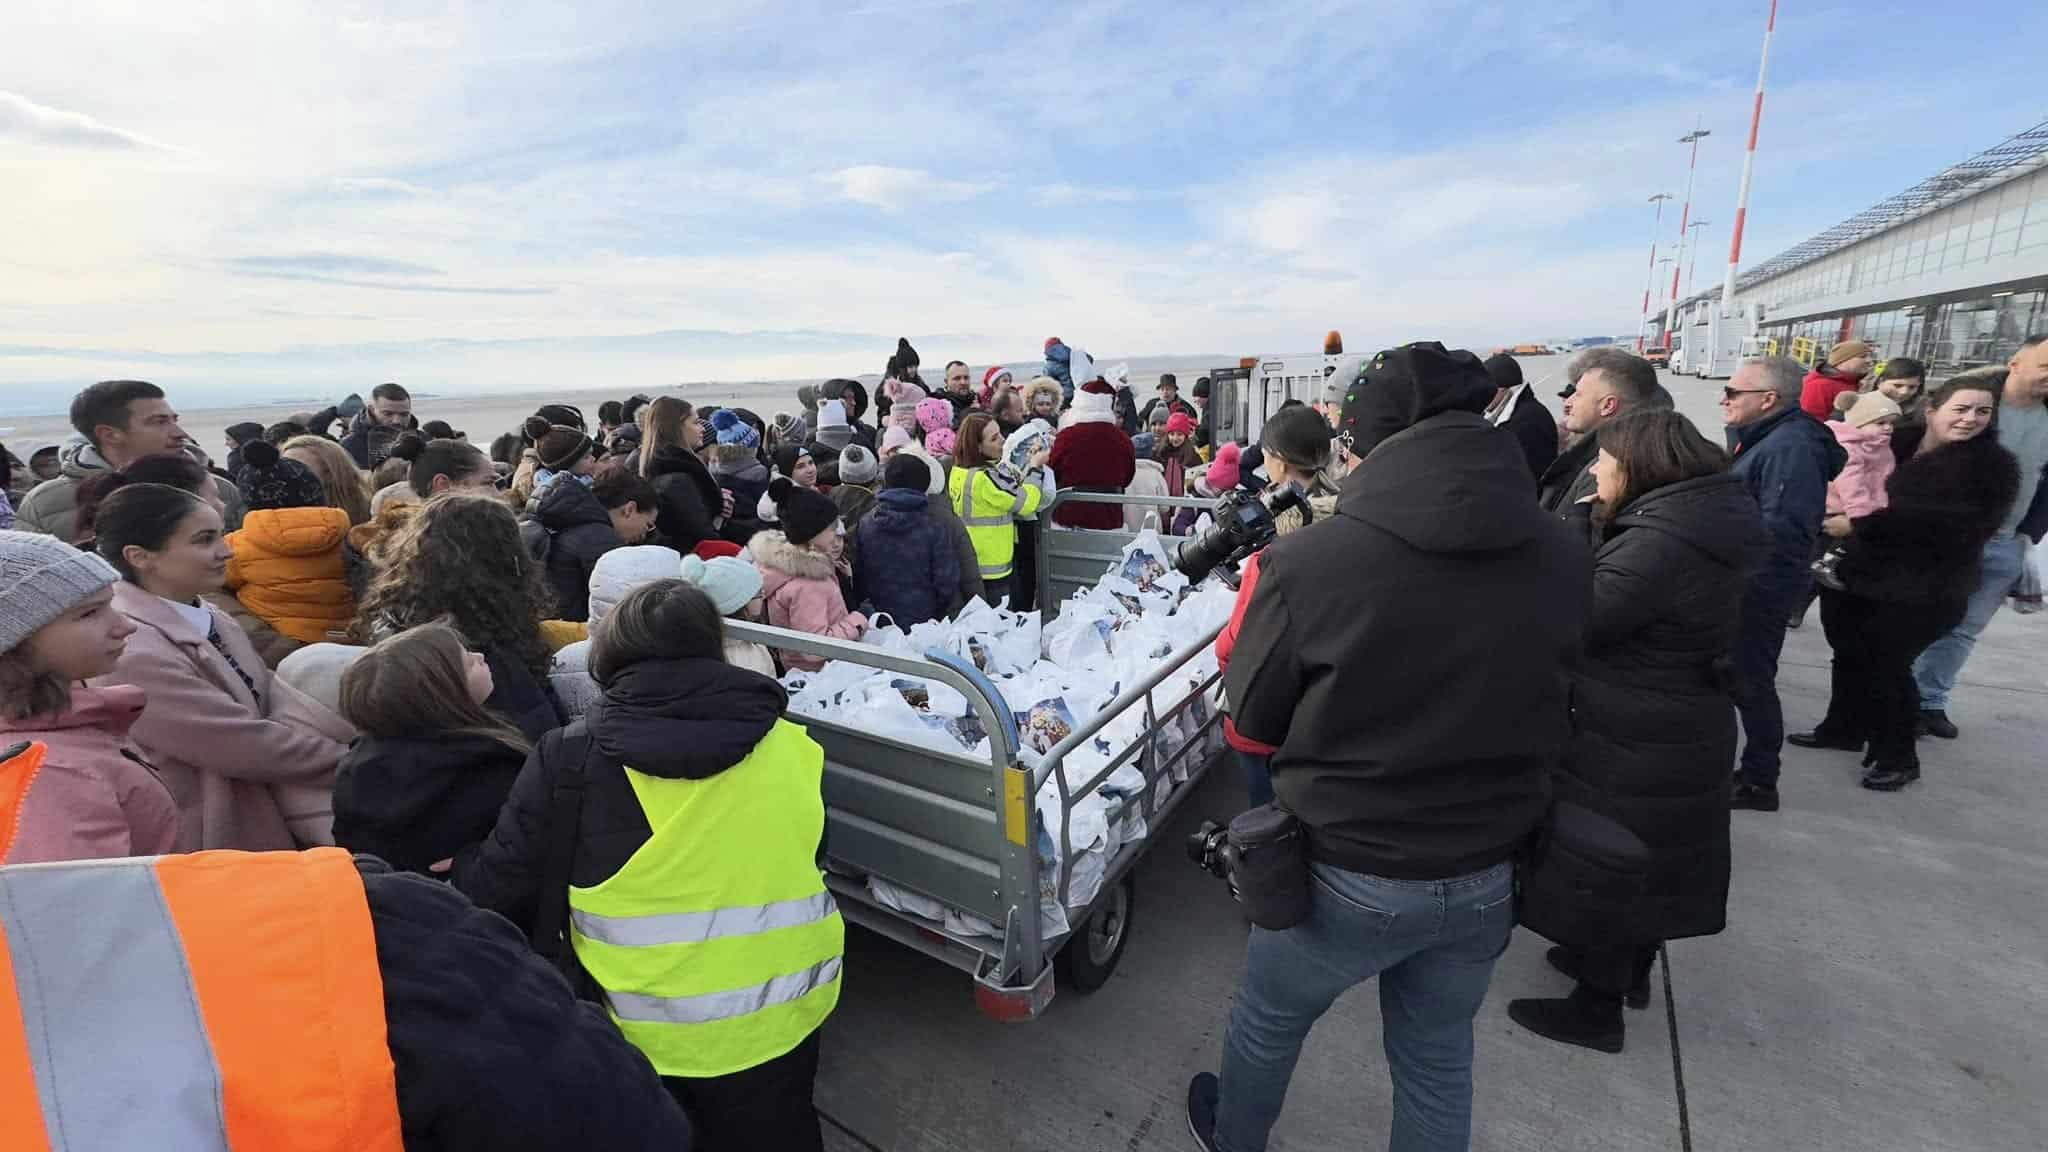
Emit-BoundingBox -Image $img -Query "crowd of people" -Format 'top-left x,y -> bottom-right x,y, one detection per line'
1,330 -> 2044,1152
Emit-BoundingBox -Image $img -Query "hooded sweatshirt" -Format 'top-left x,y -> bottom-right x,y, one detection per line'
1224,412 -> 1592,880
333,732 -> 527,876
531,476 -> 625,622
0,684 -> 182,864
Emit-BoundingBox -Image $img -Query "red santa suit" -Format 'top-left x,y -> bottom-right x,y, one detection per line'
1048,378 -> 1137,530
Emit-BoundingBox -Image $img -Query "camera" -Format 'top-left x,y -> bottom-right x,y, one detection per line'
1186,820 -> 1244,900
1172,483 -> 1312,587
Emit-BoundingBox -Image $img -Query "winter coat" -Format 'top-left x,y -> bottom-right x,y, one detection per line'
1494,385 -> 1560,481
0,684 -> 181,864
454,657 -> 790,918
334,732 -> 527,876
750,530 -> 867,671
551,636 -> 778,721
17,440 -> 246,544
1537,433 -> 1600,515
641,444 -> 723,555
1835,428 -> 2020,609
1138,396 -> 1196,430
92,581 -> 347,851
482,645 -> 565,745
1047,419 -> 1136,529
356,858 -> 696,1151
833,483 -> 878,568
0,487 -> 12,531
852,488 -> 961,627
225,506 -> 357,643
1551,472 -> 1762,941
531,477 -> 625,623
342,411 -> 405,470
709,454 -> 770,545
925,489 -> 985,611
1730,407 -> 1847,598
1799,367 -> 1860,422
1225,411 -> 1592,880
1825,421 -> 1898,519
1123,458 -> 1170,532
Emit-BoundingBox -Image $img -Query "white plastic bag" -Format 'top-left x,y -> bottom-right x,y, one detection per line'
2013,538 -> 2042,614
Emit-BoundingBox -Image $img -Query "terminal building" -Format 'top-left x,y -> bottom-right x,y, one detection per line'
1657,116 -> 2048,374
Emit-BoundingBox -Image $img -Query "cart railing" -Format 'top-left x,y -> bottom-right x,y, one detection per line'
1034,490 -> 1215,613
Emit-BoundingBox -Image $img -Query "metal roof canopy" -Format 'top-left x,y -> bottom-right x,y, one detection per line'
1680,116 -> 2048,310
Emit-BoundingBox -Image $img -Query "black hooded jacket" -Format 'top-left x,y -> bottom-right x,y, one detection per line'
533,478 -> 624,623
1835,427 -> 2020,607
641,444 -> 723,556
1546,472 -> 1763,940
454,657 -> 786,918
357,858 -> 693,1150
1225,411 -> 1592,880
334,733 -> 527,876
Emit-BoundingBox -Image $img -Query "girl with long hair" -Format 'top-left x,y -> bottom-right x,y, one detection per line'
280,434 -> 373,526
333,622 -> 529,875
637,396 -> 726,553
948,412 -> 1047,589
356,492 -> 564,741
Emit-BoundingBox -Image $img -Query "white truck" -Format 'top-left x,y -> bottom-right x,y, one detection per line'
1673,298 -> 1767,380
1203,351 -> 1365,448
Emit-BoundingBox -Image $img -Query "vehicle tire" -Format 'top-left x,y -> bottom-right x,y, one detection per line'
1057,875 -> 1135,993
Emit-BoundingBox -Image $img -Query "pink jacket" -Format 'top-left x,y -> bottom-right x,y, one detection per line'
750,530 -> 866,672
0,684 -> 181,864
1827,422 -> 1897,519
91,581 -> 347,851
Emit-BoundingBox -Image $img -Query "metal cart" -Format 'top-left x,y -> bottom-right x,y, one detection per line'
728,491 -> 1225,1020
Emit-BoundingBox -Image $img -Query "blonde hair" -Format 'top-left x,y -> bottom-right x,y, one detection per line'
281,435 -> 373,526
339,622 -> 528,752
638,396 -> 696,478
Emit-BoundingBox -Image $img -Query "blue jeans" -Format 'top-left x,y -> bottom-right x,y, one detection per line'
1241,751 -> 1274,810
1914,534 -> 2026,711
1733,571 -> 1804,788
1216,859 -> 1515,1152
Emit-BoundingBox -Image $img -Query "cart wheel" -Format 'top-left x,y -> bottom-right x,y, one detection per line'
1058,875 -> 1135,993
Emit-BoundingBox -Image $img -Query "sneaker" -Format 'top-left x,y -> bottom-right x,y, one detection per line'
1186,1073 -> 1220,1152
1861,764 -> 1921,792
1508,993 -> 1625,1053
1917,709 -> 1958,739
1545,946 -> 1651,1010
1730,782 -> 1780,812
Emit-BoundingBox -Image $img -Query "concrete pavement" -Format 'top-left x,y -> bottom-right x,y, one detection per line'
813,365 -> 2048,1150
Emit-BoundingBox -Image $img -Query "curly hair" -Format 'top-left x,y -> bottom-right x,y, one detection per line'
355,492 -> 554,676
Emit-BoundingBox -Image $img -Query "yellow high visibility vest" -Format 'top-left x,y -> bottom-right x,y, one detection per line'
950,465 -> 1042,582
568,719 -> 842,1079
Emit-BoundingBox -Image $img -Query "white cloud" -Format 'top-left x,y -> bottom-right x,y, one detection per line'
1033,183 -> 1143,207
0,90 -> 183,152
824,165 -> 995,212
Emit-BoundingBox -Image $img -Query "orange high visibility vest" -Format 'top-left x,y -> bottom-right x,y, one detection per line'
0,777 -> 405,1152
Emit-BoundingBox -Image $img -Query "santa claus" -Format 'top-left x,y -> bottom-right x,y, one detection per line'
1048,376 -> 1138,530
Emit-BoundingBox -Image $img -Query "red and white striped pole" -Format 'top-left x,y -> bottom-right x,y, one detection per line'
1666,124 -> 1710,348
1724,0 -> 1777,315
1638,193 -> 1672,352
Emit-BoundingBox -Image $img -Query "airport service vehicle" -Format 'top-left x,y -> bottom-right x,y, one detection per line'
727,492 -> 1225,1020
1673,298 -> 1766,379
1203,351 -> 1365,448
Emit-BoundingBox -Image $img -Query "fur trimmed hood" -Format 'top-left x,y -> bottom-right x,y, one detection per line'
748,529 -> 838,583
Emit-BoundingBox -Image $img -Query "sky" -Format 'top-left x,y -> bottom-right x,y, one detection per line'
3,0 -> 2043,413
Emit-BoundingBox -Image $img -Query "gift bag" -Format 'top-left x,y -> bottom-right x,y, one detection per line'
2013,538 -> 2042,614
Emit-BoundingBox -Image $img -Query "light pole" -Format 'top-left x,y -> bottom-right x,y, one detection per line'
1686,220 -> 1712,297
1725,0 -> 1777,315
1638,193 -> 1673,352
1652,257 -> 1675,347
1665,124 -> 1711,348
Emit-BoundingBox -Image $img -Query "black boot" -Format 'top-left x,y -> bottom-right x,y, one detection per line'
1861,762 -> 1921,791
1545,946 -> 1651,1010
1917,709 -> 1958,739
1730,781 -> 1780,812
1508,986 -> 1625,1053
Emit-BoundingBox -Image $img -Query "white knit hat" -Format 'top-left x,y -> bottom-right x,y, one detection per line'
0,530 -> 121,653
587,545 -> 680,623
678,553 -> 764,615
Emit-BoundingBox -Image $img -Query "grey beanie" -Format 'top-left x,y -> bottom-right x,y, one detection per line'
838,444 -> 880,486
0,530 -> 121,654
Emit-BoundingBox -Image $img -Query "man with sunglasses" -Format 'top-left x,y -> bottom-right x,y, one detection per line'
1721,356 -> 1846,812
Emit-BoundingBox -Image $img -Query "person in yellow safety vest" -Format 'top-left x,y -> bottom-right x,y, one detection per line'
947,412 -> 1049,585
455,578 -> 841,1152
0,741 -> 692,1152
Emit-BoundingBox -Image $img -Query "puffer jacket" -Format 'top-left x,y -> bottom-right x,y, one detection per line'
641,445 -> 723,555
0,684 -> 181,864
226,506 -> 357,644
530,477 -> 625,623
1825,420 -> 1898,519
852,488 -> 961,627
750,530 -> 866,671
1548,472 -> 1763,941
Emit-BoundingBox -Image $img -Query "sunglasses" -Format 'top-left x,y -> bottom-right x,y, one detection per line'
1721,387 -> 1774,401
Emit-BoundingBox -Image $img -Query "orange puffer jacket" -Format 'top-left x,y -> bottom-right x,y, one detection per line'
226,506 -> 357,644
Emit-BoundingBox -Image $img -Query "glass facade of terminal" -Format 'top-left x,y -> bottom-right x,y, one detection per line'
1766,287 -> 2047,371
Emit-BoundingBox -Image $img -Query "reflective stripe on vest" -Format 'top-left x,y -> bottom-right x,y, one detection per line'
0,849 -> 405,1152
569,719 -> 843,1079
953,468 -> 1020,580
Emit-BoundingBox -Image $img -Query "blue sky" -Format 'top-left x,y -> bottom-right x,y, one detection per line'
2,0 -> 2041,411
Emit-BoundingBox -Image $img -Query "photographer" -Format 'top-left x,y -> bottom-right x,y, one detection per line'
1187,343 -> 1590,1152
1213,405 -> 1342,808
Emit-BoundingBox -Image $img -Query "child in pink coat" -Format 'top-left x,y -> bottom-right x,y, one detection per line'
1814,392 -> 1903,590
751,478 -> 866,672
